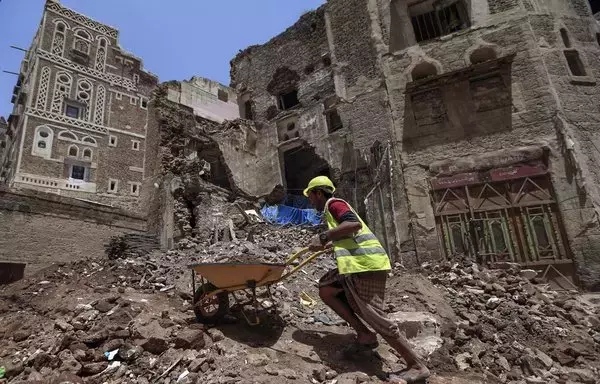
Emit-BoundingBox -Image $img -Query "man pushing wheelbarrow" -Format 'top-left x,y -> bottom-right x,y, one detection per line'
304,176 -> 431,384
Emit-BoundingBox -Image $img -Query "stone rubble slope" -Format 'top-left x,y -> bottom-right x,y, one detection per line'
1,218 -> 599,383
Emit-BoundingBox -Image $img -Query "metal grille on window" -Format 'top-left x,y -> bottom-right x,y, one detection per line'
411,1 -> 469,43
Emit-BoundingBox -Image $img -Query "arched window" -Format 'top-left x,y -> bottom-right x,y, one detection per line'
82,148 -> 92,160
33,126 -> 53,158
77,79 -> 93,121
51,72 -> 72,113
95,38 -> 109,72
52,20 -> 68,56
411,62 -> 438,81
73,29 -> 91,54
58,131 -> 78,141
68,145 -> 79,158
83,136 -> 97,145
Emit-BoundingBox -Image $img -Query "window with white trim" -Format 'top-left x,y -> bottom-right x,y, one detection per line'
115,92 -> 122,100
73,29 -> 92,55
130,96 -> 138,105
70,165 -> 86,180
82,136 -> 97,145
82,148 -> 92,161
95,38 -> 108,72
129,182 -> 141,196
51,21 -> 67,56
109,135 -> 117,147
33,126 -> 53,158
140,97 -> 148,110
58,131 -> 78,141
108,179 -> 119,193
68,145 -> 78,158
131,140 -> 140,151
133,74 -> 139,84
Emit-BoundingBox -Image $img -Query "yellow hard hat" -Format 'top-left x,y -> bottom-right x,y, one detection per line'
303,176 -> 336,197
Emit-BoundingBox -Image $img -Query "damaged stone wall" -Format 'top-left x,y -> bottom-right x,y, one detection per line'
527,1 -> 600,289
229,4 -> 407,260
230,6 -> 348,197
145,86 -> 264,247
371,0 -> 600,288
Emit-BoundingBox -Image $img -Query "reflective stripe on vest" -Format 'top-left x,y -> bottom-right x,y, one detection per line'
324,198 -> 392,275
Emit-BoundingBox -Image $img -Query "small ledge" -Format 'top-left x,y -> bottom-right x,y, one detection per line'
569,76 -> 596,86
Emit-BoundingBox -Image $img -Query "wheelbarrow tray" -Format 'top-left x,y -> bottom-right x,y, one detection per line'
189,262 -> 287,291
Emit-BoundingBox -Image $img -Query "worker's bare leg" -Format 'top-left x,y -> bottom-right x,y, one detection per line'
319,286 -> 377,344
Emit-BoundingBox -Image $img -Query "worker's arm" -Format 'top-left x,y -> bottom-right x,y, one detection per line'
309,202 -> 362,251
325,220 -> 362,241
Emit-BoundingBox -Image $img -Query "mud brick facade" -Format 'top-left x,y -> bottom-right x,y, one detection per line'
0,0 -> 158,214
0,187 -> 145,273
230,0 -> 600,290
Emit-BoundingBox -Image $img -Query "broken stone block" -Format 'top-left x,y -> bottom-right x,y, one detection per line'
2,360 -> 24,379
58,350 -> 82,374
455,352 -> 471,371
55,319 -> 74,332
206,328 -> 225,342
80,362 -> 108,376
389,311 -> 440,339
520,269 -> 538,281
247,353 -> 270,367
139,337 -> 169,355
174,329 -> 206,350
265,364 -> 280,376
94,300 -> 114,313
497,356 -> 511,371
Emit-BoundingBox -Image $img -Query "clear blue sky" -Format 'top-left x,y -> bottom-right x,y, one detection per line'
0,0 -> 326,117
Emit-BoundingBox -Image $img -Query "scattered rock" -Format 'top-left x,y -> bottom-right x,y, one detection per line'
247,353 -> 270,367
174,329 -> 205,350
139,337 -> 169,355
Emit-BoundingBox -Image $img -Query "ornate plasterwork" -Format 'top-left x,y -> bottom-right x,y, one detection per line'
94,85 -> 106,125
38,49 -> 137,91
51,71 -> 72,113
27,108 -> 108,134
36,67 -> 51,110
46,2 -> 118,39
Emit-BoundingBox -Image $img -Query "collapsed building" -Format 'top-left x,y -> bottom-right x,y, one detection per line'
2,0 -> 600,294
221,0 -> 600,292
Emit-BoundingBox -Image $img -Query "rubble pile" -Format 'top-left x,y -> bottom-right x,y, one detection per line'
424,261 -> 600,383
105,234 -> 161,260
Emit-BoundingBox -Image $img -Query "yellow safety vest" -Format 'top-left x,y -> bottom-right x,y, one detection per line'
324,198 -> 392,275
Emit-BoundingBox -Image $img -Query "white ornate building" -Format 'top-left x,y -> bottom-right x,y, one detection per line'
0,0 -> 158,211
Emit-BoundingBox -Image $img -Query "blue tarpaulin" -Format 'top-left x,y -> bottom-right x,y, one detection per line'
261,204 -> 322,226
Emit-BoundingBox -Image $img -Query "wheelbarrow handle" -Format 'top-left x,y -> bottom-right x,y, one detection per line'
279,248 -> 328,281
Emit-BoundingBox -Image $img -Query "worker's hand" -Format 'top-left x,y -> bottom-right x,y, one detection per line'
308,235 -> 326,252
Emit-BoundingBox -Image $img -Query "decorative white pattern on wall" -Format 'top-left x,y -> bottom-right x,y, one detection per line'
76,78 -> 93,121
32,126 -> 54,158
51,72 -> 72,113
39,49 -> 137,91
36,67 -> 51,110
51,21 -> 67,56
27,108 -> 108,134
95,38 -> 108,72
94,85 -> 106,125
47,2 -> 118,38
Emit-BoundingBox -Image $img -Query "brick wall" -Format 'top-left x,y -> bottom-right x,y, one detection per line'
0,187 -> 146,273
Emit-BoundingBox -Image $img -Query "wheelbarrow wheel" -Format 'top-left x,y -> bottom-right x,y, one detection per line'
193,283 -> 229,324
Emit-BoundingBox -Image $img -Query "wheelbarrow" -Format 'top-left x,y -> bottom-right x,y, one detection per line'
188,248 -> 326,325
